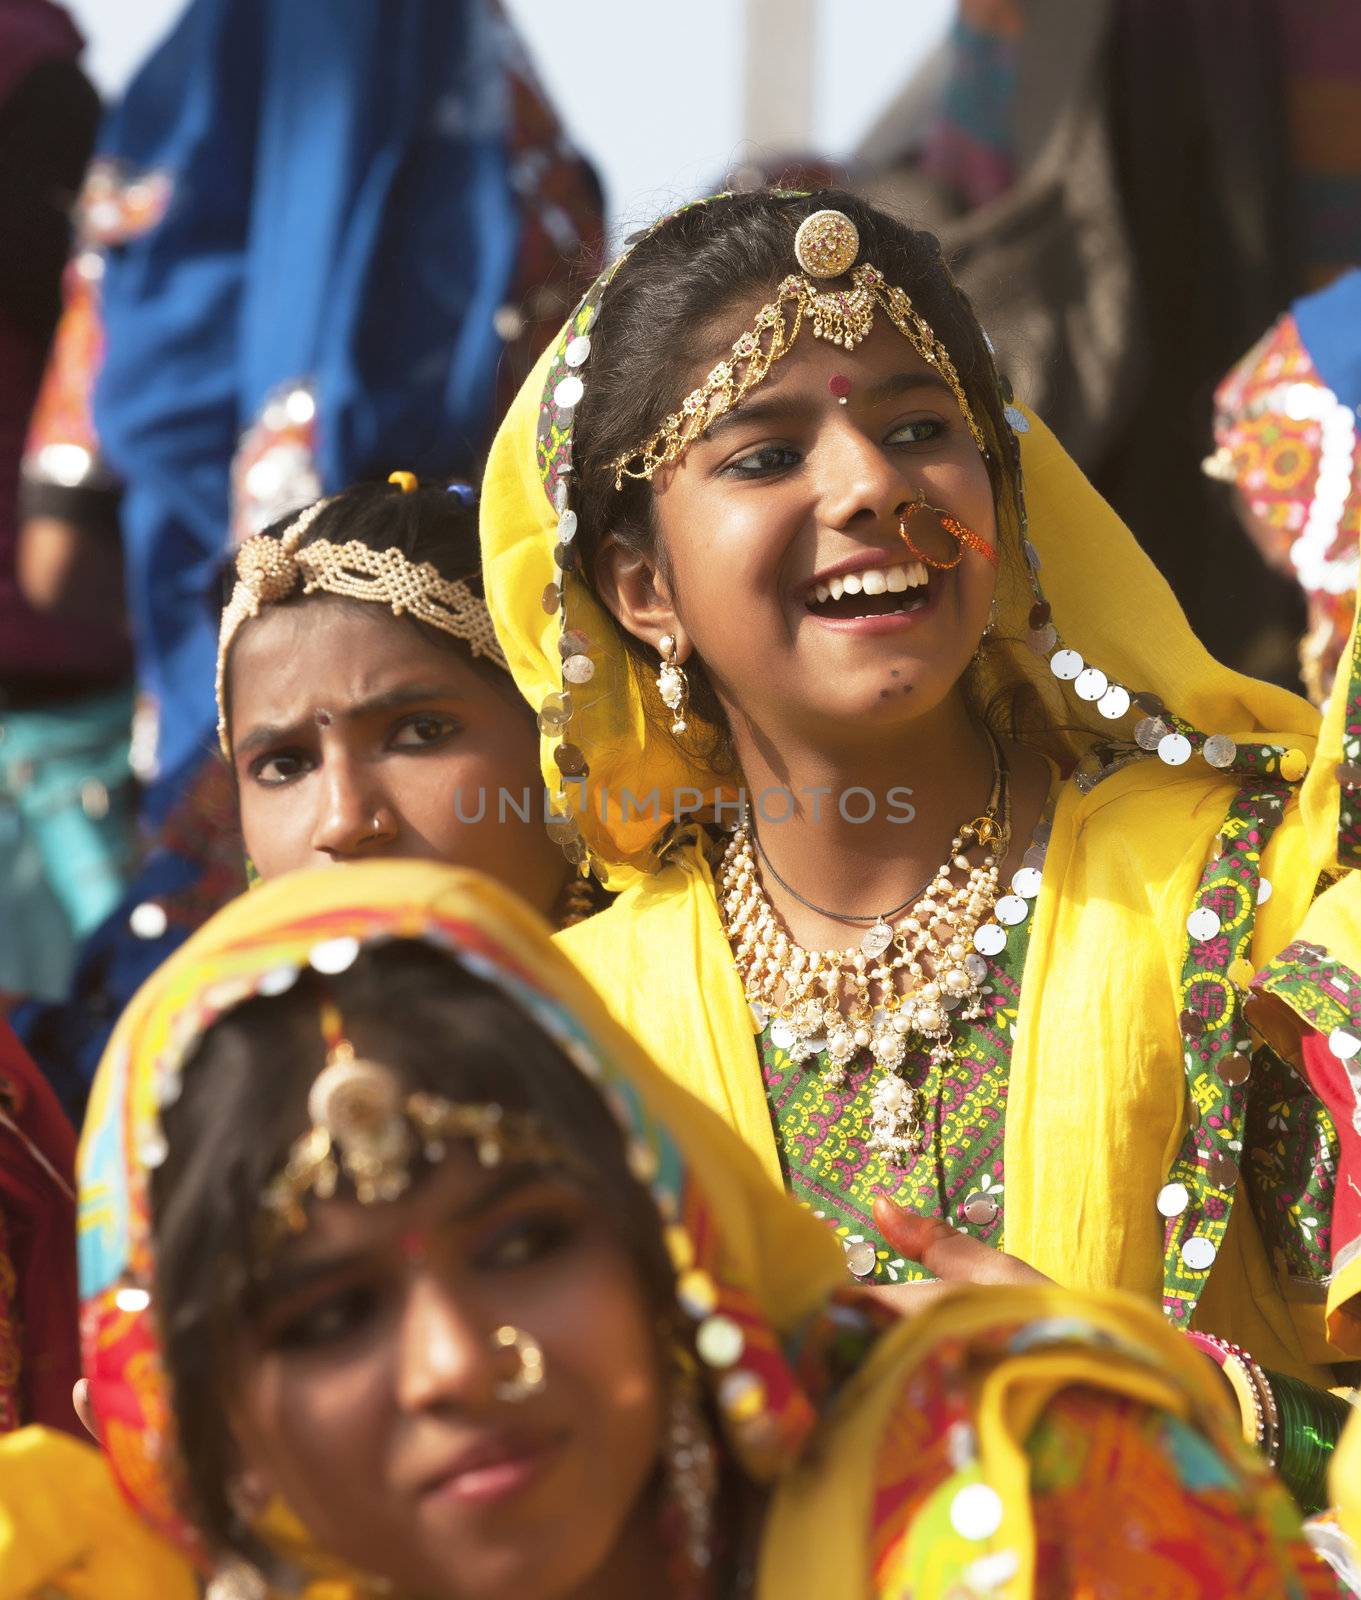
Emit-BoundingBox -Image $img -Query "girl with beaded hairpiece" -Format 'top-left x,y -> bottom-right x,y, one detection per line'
478,189 -> 1361,1510
215,473 -> 598,928
0,861 -> 1333,1597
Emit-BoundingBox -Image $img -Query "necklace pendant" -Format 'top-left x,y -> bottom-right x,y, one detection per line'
861,917 -> 894,959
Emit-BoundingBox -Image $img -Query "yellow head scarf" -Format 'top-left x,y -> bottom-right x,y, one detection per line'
480,194 -> 1358,1374
34,861 -> 1317,1599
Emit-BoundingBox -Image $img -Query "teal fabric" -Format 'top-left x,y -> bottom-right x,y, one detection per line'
0,688 -> 134,998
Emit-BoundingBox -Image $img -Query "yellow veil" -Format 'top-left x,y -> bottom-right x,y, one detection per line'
480,203 -> 1361,1377
0,861 -> 1319,1598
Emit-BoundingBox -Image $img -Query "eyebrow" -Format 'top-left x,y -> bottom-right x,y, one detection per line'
700,369 -> 959,444
248,1164 -> 563,1309
233,682 -> 466,760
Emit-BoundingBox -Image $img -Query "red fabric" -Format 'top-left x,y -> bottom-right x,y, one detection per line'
0,0 -> 81,105
1300,1028 -> 1361,1281
0,1017 -> 80,1435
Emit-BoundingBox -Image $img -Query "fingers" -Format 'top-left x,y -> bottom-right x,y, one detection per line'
861,1279 -> 960,1320
872,1196 -> 1048,1286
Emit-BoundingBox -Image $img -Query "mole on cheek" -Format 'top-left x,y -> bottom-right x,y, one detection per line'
889,668 -> 900,678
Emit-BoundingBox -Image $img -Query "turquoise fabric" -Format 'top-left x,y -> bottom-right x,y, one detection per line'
0,689 -> 134,998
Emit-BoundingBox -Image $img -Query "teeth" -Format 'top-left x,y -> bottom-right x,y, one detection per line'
810,562 -> 930,605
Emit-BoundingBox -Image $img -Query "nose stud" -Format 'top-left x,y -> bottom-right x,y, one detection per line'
492,1324 -> 546,1403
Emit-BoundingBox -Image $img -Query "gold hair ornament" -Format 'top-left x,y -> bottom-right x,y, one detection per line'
257,1001 -> 567,1252
216,497 -> 509,755
611,214 -> 985,486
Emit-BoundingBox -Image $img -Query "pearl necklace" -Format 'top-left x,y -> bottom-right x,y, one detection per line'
716,746 -> 1011,1166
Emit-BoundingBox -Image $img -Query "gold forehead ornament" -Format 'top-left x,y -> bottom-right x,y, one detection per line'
215,491 -> 509,756
611,208 -> 985,487
257,1002 -> 567,1251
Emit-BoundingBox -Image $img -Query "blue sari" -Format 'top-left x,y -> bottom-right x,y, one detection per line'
17,0 -> 602,1114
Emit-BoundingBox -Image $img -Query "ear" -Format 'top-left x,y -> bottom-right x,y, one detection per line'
227,1459 -> 279,1524
593,534 -> 693,662
223,1405 -> 282,1520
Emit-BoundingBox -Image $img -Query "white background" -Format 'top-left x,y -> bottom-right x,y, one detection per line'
66,0 -> 955,232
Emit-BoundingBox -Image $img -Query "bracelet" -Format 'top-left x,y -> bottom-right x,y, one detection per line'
1262,1368 -> 1355,1515
1184,1333 -> 1352,1512
1184,1331 -> 1278,1462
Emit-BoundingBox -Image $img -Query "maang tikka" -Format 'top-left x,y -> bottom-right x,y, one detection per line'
257,998 -> 566,1250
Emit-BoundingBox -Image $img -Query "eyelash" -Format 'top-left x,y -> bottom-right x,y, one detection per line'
247,715 -> 462,787
264,1212 -> 578,1353
722,417 -> 945,479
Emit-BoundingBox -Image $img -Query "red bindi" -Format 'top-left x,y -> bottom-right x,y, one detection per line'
828,375 -> 852,404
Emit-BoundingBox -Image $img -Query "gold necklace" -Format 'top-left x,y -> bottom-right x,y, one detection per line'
716,739 -> 1011,1165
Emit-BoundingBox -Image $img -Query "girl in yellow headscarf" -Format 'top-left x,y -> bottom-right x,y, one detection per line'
478,189 -> 1361,1507
2,861 -> 1336,1597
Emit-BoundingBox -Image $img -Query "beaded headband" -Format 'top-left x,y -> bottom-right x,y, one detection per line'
258,999 -> 566,1254
215,494 -> 509,756
610,209 -> 985,486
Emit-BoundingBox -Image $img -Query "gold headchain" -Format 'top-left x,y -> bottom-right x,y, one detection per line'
216,494 -> 509,756
611,209 -> 986,487
258,1000 -> 567,1253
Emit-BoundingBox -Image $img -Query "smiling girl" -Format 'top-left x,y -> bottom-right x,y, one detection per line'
480,190 -> 1361,1500
217,477 -> 573,920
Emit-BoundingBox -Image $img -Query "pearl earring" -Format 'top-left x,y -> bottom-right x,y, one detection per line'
657,634 -> 690,735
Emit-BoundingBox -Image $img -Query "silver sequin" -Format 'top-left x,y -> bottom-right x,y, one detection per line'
845,1240 -> 878,1278
1186,907 -> 1221,942
994,894 -> 1028,927
1097,684 -> 1131,720
309,936 -> 361,975
1134,716 -> 1168,752
973,923 -> 1007,957
1202,733 -> 1238,769
553,374 -> 584,410
1073,666 -> 1108,702
950,1482 -> 1004,1541
1329,1027 -> 1361,1060
1180,1235 -> 1217,1271
1156,1181 -> 1189,1217
129,901 -> 169,941
696,1314 -> 745,1368
961,1191 -> 999,1226
1049,648 -> 1083,681
564,334 -> 592,367
1157,732 -> 1192,766
1007,868 -> 1039,901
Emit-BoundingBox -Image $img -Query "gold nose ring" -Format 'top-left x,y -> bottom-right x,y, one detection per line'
492,1324 -> 546,1402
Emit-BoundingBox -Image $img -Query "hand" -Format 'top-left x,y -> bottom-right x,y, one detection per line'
863,1197 -> 1052,1319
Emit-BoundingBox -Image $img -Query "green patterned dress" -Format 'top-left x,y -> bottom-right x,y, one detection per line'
760,894 -> 1034,1285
